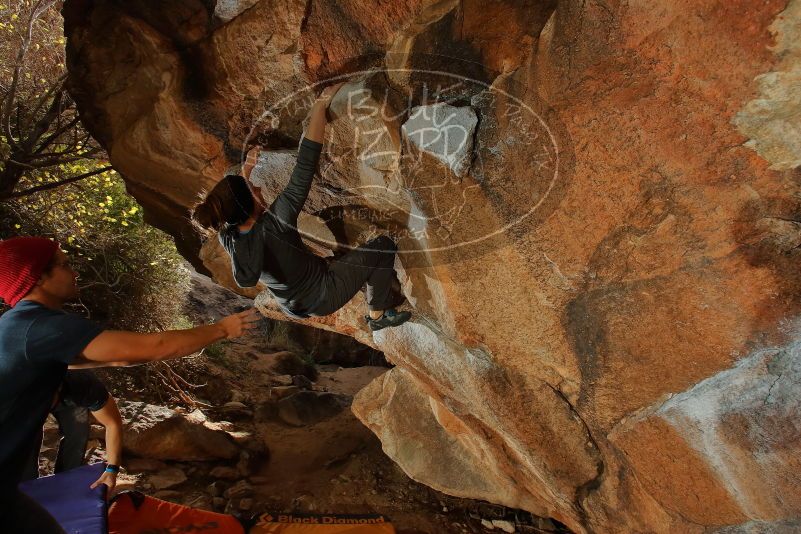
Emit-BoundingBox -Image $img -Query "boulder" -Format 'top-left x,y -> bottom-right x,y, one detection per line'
276,392 -> 351,427
270,385 -> 300,401
254,401 -> 278,423
119,401 -> 239,461
63,0 -> 801,532
264,351 -> 318,380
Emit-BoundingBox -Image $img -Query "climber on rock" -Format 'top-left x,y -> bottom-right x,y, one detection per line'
192,82 -> 411,332
0,237 -> 260,533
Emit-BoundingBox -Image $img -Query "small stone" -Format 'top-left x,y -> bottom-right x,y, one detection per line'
491,519 -> 515,533
114,476 -> 137,493
209,466 -> 239,480
149,467 -> 187,490
481,519 -> 495,530
442,506 -> 449,512
237,449 -> 266,476
204,420 -> 234,432
291,494 -> 316,512
207,481 -> 226,497
184,492 -> 213,511
227,431 -> 253,445
536,518 -> 557,530
291,375 -> 313,389
272,375 -> 294,386
185,409 -> 207,424
224,480 -> 253,499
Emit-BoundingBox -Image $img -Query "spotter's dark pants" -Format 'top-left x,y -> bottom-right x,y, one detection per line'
21,403 -> 89,480
1,490 -> 65,534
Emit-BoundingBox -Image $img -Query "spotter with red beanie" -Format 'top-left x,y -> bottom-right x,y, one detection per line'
0,236 -> 261,533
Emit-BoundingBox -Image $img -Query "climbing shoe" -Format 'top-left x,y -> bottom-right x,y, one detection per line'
365,308 -> 412,331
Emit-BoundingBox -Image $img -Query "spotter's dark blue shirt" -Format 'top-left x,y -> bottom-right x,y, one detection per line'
0,301 -> 103,502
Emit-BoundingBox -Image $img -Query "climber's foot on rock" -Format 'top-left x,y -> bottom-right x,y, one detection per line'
365,308 -> 412,331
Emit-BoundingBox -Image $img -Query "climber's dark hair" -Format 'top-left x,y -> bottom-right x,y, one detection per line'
191,174 -> 255,234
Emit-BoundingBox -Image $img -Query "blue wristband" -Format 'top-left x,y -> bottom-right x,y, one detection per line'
104,464 -> 119,474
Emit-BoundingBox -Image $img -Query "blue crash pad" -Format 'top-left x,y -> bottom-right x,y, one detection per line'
19,462 -> 107,534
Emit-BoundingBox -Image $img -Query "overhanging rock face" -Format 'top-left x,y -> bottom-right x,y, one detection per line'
64,0 -> 801,532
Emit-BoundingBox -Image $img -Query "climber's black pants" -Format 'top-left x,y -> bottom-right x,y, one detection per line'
310,235 -> 401,316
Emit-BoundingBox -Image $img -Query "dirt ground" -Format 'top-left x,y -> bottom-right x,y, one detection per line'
68,273 -> 568,534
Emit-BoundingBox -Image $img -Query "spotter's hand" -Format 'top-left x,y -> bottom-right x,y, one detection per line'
217,308 -> 261,339
89,471 -> 117,498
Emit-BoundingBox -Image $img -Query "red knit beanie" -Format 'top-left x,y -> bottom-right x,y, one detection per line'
0,237 -> 60,307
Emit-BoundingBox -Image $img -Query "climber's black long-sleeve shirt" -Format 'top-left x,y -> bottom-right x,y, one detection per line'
219,137 -> 327,318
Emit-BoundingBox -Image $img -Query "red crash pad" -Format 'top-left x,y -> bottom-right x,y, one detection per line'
108,491 -> 245,534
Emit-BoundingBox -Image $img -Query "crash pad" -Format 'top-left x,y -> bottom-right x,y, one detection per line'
19,462 -> 107,534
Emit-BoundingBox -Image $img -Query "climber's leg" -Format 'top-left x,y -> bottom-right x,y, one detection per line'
311,235 -> 403,317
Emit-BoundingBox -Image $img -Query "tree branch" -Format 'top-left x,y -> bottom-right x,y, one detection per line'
7,165 -> 113,198
34,112 -> 79,154
1,0 -> 61,148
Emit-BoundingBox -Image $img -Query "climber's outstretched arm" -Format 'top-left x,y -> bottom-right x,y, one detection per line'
269,82 -> 344,228
305,83 -> 343,143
